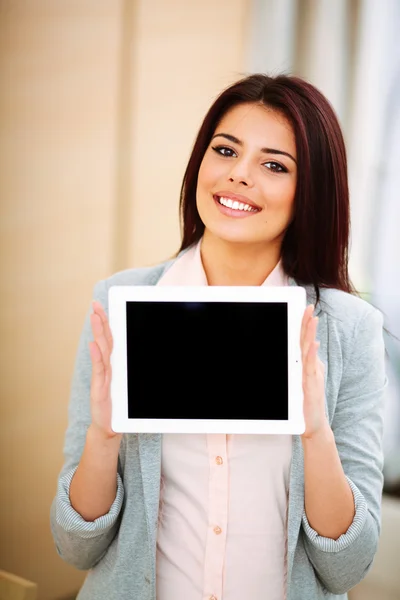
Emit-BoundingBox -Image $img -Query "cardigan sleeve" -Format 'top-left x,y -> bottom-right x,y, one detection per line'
301,306 -> 387,595
50,279 -> 125,570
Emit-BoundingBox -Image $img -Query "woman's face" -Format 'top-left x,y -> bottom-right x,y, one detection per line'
196,102 -> 297,247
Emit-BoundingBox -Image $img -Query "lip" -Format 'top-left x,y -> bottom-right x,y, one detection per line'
213,192 -> 261,219
213,191 -> 262,210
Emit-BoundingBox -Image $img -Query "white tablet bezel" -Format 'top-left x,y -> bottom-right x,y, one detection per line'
109,285 -> 306,434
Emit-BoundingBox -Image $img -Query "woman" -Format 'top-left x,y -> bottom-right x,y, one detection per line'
50,74 -> 387,600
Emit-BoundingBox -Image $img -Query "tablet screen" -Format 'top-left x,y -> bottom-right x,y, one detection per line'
126,301 -> 288,420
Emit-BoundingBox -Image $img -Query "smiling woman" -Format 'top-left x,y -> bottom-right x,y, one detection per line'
50,74 -> 387,600
179,74 -> 352,294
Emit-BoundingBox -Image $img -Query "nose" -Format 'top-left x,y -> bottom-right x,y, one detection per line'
227,159 -> 254,187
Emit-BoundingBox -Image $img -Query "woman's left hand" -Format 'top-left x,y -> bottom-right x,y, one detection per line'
300,304 -> 330,439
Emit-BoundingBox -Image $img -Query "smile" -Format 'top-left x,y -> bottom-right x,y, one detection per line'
215,195 -> 260,213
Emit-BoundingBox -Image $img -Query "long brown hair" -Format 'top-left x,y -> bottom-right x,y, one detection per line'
178,73 -> 357,301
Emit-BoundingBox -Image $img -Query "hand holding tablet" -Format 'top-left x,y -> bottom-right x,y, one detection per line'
108,285 -> 307,434
88,301 -> 122,441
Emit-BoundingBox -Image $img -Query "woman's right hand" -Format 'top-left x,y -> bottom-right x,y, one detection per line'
88,300 -> 122,441
69,300 -> 122,520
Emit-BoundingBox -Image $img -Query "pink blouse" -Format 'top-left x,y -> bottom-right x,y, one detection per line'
156,241 -> 292,600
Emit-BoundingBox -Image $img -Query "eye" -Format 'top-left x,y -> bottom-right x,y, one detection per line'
212,145 -> 237,158
264,161 -> 288,173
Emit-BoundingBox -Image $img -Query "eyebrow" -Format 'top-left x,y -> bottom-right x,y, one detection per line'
211,132 -> 297,164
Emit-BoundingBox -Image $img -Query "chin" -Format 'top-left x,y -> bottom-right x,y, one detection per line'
205,221 -> 267,246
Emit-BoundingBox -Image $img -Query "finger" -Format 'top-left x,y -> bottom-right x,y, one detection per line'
89,340 -> 107,390
301,314 -> 314,360
304,340 -> 320,377
302,316 -> 318,363
90,312 -> 111,366
92,301 -> 114,353
300,304 -> 314,347
90,313 -> 111,366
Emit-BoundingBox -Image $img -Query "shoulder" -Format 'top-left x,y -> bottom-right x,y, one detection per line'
315,287 -> 385,364
317,287 -> 380,323
299,282 -> 384,338
107,259 -> 175,287
91,257 -> 177,309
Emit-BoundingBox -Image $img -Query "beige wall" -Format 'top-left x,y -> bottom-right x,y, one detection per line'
0,1 -> 249,599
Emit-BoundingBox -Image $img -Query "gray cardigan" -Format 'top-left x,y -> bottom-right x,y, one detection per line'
50,256 -> 387,600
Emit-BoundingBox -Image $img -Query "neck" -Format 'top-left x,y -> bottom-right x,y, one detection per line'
200,231 -> 282,286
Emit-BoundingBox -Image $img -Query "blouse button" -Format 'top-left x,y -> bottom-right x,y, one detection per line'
215,456 -> 223,465
213,526 -> 222,535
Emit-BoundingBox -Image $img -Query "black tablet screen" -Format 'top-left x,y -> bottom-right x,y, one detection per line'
126,301 -> 288,420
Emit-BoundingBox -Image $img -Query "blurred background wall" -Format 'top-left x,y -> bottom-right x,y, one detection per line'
0,1 -> 399,599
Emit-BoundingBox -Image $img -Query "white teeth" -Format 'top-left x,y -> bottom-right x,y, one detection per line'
218,196 -> 257,212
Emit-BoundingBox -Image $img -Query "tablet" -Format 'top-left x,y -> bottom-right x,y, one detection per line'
109,285 -> 306,434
